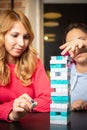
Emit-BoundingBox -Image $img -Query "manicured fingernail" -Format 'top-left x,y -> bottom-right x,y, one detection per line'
31,99 -> 34,103
32,102 -> 37,108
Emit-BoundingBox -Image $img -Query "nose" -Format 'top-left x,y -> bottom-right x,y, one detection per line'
18,37 -> 24,47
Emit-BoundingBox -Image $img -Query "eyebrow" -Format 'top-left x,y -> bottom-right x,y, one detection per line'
78,36 -> 86,40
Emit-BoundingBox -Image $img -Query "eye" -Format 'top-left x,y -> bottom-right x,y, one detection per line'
23,34 -> 30,39
11,34 -> 18,38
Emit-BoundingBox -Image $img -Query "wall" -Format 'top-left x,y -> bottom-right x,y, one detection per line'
24,0 -> 44,63
44,0 -> 87,3
0,0 -> 25,13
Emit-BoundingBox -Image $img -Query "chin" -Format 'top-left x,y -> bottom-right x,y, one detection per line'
13,54 -> 21,58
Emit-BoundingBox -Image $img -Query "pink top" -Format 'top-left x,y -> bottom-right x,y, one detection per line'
0,58 -> 51,121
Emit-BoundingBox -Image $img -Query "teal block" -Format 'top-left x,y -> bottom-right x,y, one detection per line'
52,100 -> 68,103
51,96 -> 70,102
55,56 -> 68,60
51,80 -> 69,84
61,111 -> 71,117
50,64 -> 66,68
56,56 -> 63,60
50,112 -> 60,116
50,111 -> 70,117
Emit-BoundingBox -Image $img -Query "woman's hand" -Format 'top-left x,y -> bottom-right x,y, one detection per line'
71,99 -> 87,111
8,93 -> 37,121
59,39 -> 87,58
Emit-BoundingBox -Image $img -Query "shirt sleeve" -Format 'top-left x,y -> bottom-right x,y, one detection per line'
32,58 -> 51,112
0,100 -> 13,122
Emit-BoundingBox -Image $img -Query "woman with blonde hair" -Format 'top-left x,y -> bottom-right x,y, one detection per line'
0,10 -> 51,122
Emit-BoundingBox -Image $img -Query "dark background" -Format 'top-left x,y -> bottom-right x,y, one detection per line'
44,4 -> 87,71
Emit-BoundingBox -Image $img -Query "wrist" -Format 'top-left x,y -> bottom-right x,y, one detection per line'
8,111 -> 18,121
8,111 -> 14,121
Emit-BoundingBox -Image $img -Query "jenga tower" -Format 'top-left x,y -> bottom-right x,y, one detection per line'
50,55 -> 71,125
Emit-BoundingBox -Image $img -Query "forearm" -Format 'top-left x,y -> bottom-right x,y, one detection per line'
0,101 -> 13,121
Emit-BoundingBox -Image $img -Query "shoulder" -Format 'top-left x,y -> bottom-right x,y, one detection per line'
32,57 -> 46,77
36,57 -> 43,67
34,57 -> 44,72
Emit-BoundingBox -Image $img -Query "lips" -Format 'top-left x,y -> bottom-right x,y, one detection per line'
14,48 -> 23,53
75,52 -> 87,59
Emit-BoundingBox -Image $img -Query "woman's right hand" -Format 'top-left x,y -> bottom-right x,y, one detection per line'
8,93 -> 37,121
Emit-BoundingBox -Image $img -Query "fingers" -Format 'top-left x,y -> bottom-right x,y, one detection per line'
59,42 -> 69,50
13,98 -> 29,113
71,104 -> 82,111
10,94 -> 38,121
18,93 -> 32,102
71,100 -> 87,111
19,100 -> 31,112
60,45 -> 71,56
60,42 -> 75,57
13,93 -> 37,113
59,39 -> 86,57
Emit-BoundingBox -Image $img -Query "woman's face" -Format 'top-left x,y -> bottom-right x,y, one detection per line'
66,28 -> 87,64
4,21 -> 29,63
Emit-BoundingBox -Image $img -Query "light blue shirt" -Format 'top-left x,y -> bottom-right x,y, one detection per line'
70,63 -> 87,103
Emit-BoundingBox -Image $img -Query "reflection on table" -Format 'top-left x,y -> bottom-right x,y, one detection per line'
0,111 -> 87,130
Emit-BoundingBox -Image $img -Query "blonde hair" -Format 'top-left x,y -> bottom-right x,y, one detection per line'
0,10 -> 37,86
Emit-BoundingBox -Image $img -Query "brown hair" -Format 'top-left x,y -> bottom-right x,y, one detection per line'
63,23 -> 87,43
